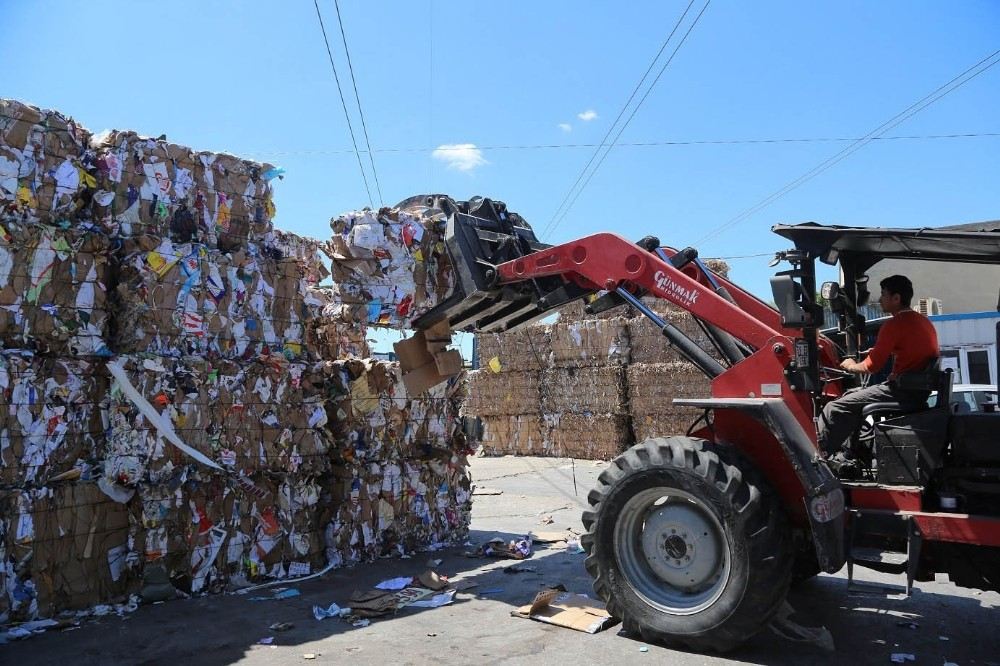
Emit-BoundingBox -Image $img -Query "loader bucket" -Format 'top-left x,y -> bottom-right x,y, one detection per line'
405,194 -> 588,334
394,195 -> 596,393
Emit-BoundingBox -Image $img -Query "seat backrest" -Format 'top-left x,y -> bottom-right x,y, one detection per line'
935,364 -> 954,409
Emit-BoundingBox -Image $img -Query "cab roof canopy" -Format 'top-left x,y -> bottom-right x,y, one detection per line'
772,221 -> 1000,273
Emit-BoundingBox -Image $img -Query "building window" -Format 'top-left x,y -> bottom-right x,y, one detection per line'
967,349 -> 991,385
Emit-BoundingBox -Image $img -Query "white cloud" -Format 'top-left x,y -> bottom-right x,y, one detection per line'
558,123 -> 572,133
577,109 -> 598,122
432,143 -> 488,172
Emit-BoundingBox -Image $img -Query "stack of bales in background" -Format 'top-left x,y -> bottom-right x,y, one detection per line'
0,99 -> 470,625
468,317 -> 632,459
466,259 -> 730,459
464,327 -> 549,456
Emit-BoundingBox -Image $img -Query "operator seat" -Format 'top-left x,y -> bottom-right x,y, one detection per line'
860,358 -> 952,421
862,359 -> 953,474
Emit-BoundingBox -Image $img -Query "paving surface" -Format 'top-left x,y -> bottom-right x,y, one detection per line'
3,455 -> 999,665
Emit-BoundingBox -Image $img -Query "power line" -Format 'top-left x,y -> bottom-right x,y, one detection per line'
544,0 -> 711,239
695,48 -> 1000,248
313,0 -> 374,208
541,0 -> 699,239
237,131 -> 1000,157
333,0 -> 383,207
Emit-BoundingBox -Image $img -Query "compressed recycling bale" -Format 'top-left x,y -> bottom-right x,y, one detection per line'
474,325 -> 550,372
101,355 -> 334,489
544,413 -> 631,460
323,456 -> 471,567
627,362 -> 711,441
627,310 -> 721,365
549,318 -> 630,368
0,224 -> 112,355
477,415 -> 548,457
305,287 -> 370,360
322,359 -> 468,463
0,98 -> 95,226
112,236 -> 326,360
557,297 -> 634,323
90,130 -> 280,251
328,206 -> 455,329
540,365 -> 627,415
1,484 -> 131,621
463,369 -> 542,417
0,354 -> 107,488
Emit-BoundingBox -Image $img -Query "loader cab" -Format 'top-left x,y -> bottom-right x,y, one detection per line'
771,223 -> 1000,502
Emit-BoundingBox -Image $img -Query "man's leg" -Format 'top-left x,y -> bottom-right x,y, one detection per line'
817,382 -> 897,456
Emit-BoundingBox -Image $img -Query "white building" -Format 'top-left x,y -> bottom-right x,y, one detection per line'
931,312 -> 999,385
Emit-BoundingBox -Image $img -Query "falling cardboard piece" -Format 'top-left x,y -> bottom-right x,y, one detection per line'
395,320 -> 463,394
512,589 -> 616,634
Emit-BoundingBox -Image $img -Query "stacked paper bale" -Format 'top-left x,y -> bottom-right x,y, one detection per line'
110,234 -> 330,361
320,359 -> 472,566
541,318 -> 632,458
467,326 -> 549,456
628,361 -> 711,442
623,259 -> 729,441
466,318 -> 633,459
328,206 -> 454,329
89,130 -> 281,251
0,100 -> 474,624
0,99 -> 96,227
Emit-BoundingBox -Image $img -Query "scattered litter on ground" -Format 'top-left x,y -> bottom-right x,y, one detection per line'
416,571 -> 449,590
313,603 -> 351,621
269,622 -> 294,632
303,654 -> 317,660
890,654 -> 915,664
467,535 -> 533,559
375,577 -> 414,591
639,646 -> 649,653
565,538 -> 586,554
352,619 -> 371,628
348,587 -> 436,618
511,587 -> 615,634
538,514 -> 554,525
940,635 -> 950,641
531,530 -> 581,544
409,590 -> 457,609
258,637 -> 275,645
427,633 -> 438,637
504,564 -> 538,574
769,601 -> 835,652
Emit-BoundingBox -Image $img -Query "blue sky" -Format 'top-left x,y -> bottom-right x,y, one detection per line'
4,1 -> 998,353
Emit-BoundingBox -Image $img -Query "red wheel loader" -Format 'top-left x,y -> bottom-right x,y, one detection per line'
399,195 -> 1000,652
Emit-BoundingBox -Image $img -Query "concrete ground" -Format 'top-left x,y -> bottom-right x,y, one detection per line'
3,455 -> 999,665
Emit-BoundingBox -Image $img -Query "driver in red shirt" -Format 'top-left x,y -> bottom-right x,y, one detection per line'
817,275 -> 939,475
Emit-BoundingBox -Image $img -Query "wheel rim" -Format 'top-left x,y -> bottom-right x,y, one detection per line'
613,487 -> 732,615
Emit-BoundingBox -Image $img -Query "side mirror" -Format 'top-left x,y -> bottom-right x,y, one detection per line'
770,275 -> 808,327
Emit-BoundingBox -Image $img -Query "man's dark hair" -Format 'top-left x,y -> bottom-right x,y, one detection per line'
881,274 -> 914,307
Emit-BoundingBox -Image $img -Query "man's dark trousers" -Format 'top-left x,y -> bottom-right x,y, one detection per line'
817,382 -> 929,455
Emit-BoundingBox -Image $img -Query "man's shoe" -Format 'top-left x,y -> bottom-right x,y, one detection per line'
828,451 -> 862,480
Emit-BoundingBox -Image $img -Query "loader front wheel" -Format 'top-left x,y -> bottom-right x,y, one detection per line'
582,437 -> 792,652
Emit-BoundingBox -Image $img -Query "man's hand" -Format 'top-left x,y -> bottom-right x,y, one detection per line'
839,358 -> 867,374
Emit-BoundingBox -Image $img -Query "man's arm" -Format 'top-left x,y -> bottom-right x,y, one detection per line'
839,320 -> 894,374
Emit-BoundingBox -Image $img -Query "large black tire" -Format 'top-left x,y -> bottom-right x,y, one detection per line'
581,436 -> 793,652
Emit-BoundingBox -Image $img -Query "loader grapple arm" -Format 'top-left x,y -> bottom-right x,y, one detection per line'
410,196 -> 595,333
